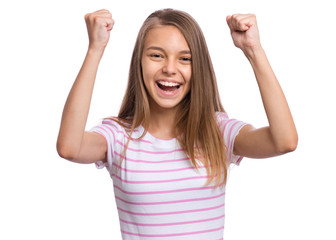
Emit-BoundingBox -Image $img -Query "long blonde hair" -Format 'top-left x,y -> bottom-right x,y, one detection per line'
115,9 -> 228,187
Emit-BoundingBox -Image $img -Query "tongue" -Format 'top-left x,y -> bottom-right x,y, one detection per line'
158,84 -> 178,91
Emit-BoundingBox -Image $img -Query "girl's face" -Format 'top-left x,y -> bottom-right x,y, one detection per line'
141,25 -> 192,112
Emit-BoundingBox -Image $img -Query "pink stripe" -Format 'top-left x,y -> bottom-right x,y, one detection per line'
217,113 -> 228,125
124,136 -> 152,144
115,192 -> 225,205
221,119 -> 236,136
117,203 -> 225,216
102,118 -> 132,129
101,121 -> 152,144
111,162 -> 205,173
113,184 -> 215,195
219,118 -> 235,129
115,141 -> 184,154
95,161 -> 104,168
94,124 -> 186,154
95,125 -> 116,140
93,127 -> 115,159
102,117 -> 118,123
114,152 -> 189,163
93,120 -> 152,144
102,118 -> 137,129
228,121 -> 240,149
112,174 -> 208,184
121,226 -> 224,237
236,155 -> 243,164
218,112 -> 228,118
119,214 -> 225,227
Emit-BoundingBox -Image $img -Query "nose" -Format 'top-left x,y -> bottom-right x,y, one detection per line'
162,59 -> 177,75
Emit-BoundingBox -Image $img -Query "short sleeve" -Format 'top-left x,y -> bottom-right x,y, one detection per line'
216,112 -> 248,165
89,118 -> 121,174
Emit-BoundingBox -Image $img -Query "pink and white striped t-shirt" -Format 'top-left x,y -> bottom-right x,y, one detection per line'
90,112 -> 247,240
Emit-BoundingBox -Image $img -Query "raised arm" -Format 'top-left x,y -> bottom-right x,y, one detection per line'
56,10 -> 114,163
226,14 -> 298,158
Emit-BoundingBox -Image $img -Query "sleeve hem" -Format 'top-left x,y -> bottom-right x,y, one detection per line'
230,123 -> 248,165
89,126 -> 114,174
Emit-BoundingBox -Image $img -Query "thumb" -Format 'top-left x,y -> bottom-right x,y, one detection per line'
105,18 -> 115,31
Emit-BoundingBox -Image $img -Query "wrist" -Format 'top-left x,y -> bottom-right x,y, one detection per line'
243,44 -> 264,61
84,46 -> 106,66
87,44 -> 106,56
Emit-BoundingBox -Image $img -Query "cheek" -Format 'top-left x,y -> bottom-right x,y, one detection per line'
142,60 -> 156,81
141,63 -> 159,96
141,61 -> 151,87
142,74 -> 152,95
182,66 -> 192,84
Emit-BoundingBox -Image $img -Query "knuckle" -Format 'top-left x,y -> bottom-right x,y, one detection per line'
93,16 -> 101,23
232,14 -> 239,20
87,13 -> 96,22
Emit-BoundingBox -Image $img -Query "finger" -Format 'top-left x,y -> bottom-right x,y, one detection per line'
238,14 -> 257,29
94,16 -> 114,30
86,9 -> 112,21
226,15 -> 234,32
99,11 -> 113,18
94,9 -> 111,15
85,11 -> 114,30
231,14 -> 249,31
105,18 -> 115,31
98,11 -> 114,29
226,15 -> 247,32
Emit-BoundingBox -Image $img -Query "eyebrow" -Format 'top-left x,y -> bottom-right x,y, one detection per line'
145,46 -> 191,54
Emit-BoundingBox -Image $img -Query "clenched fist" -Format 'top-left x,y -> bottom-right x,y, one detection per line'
226,14 -> 261,56
85,9 -> 114,51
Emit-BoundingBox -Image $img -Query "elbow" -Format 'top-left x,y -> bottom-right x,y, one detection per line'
56,141 -> 78,161
275,135 -> 298,155
277,142 -> 297,154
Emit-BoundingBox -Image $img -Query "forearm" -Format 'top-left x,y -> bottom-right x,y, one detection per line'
57,48 -> 104,158
246,47 -> 298,152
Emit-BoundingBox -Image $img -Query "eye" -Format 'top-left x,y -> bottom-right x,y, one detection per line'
149,53 -> 163,58
180,56 -> 192,63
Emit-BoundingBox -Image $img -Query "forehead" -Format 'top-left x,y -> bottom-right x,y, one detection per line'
143,25 -> 190,51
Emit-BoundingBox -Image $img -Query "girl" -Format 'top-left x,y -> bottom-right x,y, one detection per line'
57,9 -> 298,240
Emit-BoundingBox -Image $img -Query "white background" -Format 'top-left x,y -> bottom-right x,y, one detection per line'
0,0 -> 335,239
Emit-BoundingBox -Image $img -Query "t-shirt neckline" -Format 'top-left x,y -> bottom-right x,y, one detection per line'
138,125 -> 177,148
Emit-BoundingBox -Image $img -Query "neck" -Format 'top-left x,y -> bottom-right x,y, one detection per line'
147,104 -> 178,140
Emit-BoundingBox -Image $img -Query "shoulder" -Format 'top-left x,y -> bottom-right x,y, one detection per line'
101,117 -> 127,130
215,111 -> 229,123
215,111 -> 236,129
90,117 -> 130,141
215,111 -> 247,137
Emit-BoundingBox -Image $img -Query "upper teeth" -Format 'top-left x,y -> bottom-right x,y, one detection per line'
158,81 -> 180,87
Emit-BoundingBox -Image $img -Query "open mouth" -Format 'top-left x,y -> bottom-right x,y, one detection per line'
156,80 -> 181,92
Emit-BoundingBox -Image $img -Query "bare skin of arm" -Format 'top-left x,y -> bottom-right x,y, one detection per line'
226,14 -> 298,158
56,10 -> 114,163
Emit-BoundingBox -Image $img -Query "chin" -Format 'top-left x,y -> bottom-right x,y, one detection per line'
150,98 -> 182,111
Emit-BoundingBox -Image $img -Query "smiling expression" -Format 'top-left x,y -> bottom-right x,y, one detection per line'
141,25 -> 192,112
